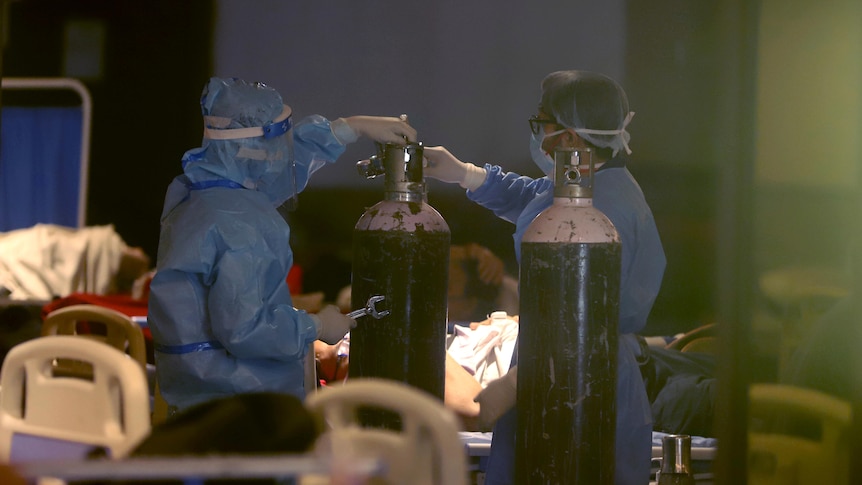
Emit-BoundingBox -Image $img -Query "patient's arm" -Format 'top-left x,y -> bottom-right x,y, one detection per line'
314,339 -> 348,383
444,353 -> 482,431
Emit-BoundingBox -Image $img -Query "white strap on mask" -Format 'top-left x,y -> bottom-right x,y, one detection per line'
574,111 -> 635,155
203,104 -> 292,140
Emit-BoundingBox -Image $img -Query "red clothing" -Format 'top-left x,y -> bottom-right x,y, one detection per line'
40,264 -> 306,365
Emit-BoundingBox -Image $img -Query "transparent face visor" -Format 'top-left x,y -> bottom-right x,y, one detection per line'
275,134 -> 298,212
204,104 -> 298,209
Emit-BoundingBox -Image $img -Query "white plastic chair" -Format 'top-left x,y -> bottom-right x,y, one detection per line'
305,378 -> 468,485
41,304 -> 147,370
0,335 -> 151,462
41,304 -> 169,424
748,383 -> 852,485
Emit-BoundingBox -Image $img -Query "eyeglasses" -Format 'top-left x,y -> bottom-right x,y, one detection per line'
528,115 -> 559,135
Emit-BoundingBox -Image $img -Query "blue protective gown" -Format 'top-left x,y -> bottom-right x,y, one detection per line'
148,116 -> 346,413
469,156 -> 666,485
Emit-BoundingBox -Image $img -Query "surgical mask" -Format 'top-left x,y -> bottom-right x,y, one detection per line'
529,128 -> 566,175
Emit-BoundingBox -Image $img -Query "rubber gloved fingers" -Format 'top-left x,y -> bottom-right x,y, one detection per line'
346,115 -> 417,144
422,146 -> 469,184
315,304 -> 356,345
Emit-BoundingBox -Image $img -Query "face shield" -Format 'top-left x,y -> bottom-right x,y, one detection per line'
195,78 -> 299,208
540,70 -> 635,157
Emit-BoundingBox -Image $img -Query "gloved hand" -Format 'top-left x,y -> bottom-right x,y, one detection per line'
474,365 -> 518,430
337,115 -> 417,145
313,304 -> 356,345
423,146 -> 487,191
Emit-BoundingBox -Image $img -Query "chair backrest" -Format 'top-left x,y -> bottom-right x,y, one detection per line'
680,336 -> 718,354
305,378 -> 468,485
748,383 -> 852,485
42,304 -> 147,370
666,322 -> 717,353
0,335 -> 151,462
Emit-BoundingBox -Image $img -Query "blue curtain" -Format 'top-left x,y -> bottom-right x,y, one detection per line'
0,106 -> 84,231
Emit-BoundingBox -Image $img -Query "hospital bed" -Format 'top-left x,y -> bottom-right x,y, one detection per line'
459,430 -> 716,484
449,319 -> 719,483
0,77 -> 93,357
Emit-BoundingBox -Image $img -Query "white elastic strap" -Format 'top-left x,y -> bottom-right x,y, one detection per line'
574,111 -> 635,155
203,104 -> 292,140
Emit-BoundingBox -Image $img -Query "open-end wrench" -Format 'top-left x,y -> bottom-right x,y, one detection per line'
347,295 -> 390,319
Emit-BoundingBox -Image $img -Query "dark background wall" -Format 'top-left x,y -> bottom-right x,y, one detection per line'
2,0 -> 214,267
1,0 -> 722,336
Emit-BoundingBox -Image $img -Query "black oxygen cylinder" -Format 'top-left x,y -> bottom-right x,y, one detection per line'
351,142 -> 450,405
517,148 -> 622,484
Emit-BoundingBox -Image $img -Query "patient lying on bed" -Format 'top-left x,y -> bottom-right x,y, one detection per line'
441,245 -> 717,435
0,223 -> 151,301
325,243 -> 518,429
319,242 -> 718,435
0,223 -> 154,366
446,317 -> 717,436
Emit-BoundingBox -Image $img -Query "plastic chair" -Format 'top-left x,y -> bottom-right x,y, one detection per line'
748,383 -> 852,485
666,323 -> 717,354
0,335 -> 151,462
305,378 -> 468,485
41,304 -> 147,370
758,265 -> 850,380
41,304 -> 169,425
679,336 -> 718,354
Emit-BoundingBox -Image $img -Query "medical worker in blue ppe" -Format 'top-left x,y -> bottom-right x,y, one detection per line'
148,77 -> 416,415
424,70 -> 665,485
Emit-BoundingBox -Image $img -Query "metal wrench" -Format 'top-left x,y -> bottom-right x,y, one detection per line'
347,295 -> 390,319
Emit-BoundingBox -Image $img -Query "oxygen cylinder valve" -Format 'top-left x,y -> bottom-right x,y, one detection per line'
356,155 -> 386,179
